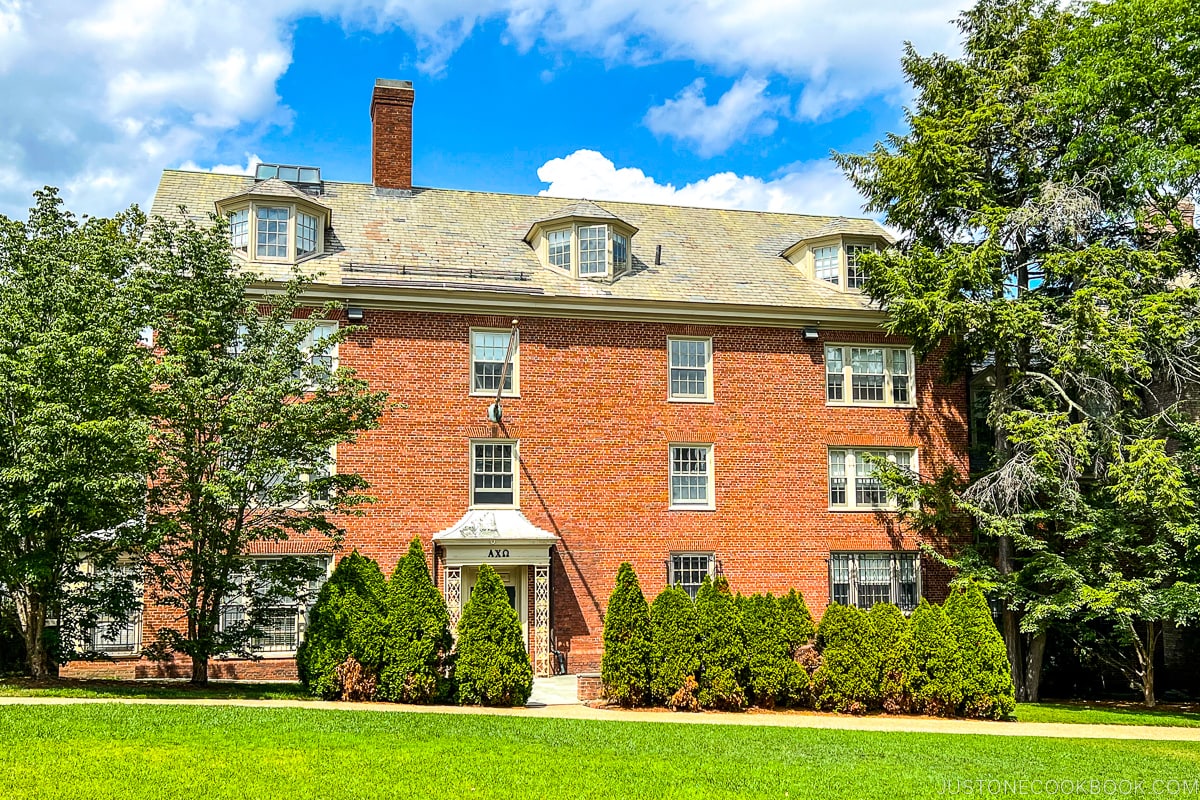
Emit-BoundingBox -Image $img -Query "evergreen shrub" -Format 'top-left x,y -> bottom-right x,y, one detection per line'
868,603 -> 917,714
454,564 -> 533,707
742,593 -> 809,708
812,604 -> 878,713
944,584 -> 1015,719
378,538 -> 454,704
649,585 -> 701,706
600,563 -> 653,706
695,577 -> 747,710
909,598 -> 965,716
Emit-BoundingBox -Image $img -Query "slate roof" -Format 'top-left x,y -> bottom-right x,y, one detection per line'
150,170 -> 892,313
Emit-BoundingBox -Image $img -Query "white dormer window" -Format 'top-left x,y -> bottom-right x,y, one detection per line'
846,244 -> 875,290
814,245 -> 840,284
229,208 -> 249,253
612,232 -> 628,273
525,205 -> 638,282
256,206 -> 290,259
548,228 -> 571,270
217,187 -> 329,267
578,225 -> 607,276
297,212 -> 319,257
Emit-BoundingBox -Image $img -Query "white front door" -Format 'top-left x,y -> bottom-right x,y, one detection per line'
461,565 -> 528,649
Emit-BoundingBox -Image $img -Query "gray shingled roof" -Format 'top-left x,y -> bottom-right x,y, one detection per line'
150,170 -> 891,312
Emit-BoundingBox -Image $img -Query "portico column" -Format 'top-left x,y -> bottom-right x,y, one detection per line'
533,563 -> 551,677
445,565 -> 462,630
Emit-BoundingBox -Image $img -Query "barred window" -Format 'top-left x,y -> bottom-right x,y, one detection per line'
814,245 -> 840,284
548,228 -> 571,270
824,344 -> 914,407
472,440 -> 516,507
827,448 -> 917,509
668,337 -> 712,400
255,206 -> 289,258
87,564 -> 142,656
218,557 -> 330,655
471,329 -> 517,395
670,553 -> 713,599
846,244 -> 875,290
670,444 -> 713,509
296,212 -> 318,256
229,208 -> 249,253
829,552 -> 920,612
578,225 -> 607,276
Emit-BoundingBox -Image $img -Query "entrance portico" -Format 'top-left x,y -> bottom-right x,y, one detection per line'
433,509 -> 558,677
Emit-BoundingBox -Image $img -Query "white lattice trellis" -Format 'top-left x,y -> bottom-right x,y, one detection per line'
533,564 -> 551,677
445,566 -> 462,630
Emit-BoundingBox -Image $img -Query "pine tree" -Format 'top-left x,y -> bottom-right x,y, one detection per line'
600,563 -> 653,706
945,584 -> 1016,719
868,603 -> 917,714
378,538 -> 454,704
648,585 -> 701,706
812,604 -> 878,713
909,599 -> 965,716
454,564 -> 533,707
695,576 -> 747,710
296,551 -> 388,700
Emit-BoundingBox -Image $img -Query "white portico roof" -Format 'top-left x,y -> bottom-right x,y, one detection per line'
432,509 -> 558,546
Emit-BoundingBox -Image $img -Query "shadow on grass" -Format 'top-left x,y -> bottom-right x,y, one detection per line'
0,678 -> 310,701
1016,700 -> 1200,728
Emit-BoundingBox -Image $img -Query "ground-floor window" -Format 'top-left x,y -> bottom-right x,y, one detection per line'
669,553 -> 713,599
86,563 -> 142,656
829,552 -> 920,612
219,556 -> 330,656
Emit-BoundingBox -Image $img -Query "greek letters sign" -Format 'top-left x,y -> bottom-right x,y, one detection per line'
488,549 -> 510,558
441,543 -> 553,567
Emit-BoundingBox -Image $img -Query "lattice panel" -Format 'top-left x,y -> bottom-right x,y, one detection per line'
533,564 -> 551,677
445,566 -> 462,631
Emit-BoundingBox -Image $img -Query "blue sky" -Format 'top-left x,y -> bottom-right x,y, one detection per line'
0,1 -> 968,221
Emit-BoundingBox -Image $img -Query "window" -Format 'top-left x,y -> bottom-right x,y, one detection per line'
814,245 -> 840,284
471,329 -> 517,396
670,444 -> 714,509
87,563 -> 142,656
296,212 -> 318,257
827,448 -> 917,510
229,208 -> 249,253
578,225 -> 607,276
612,232 -> 628,273
670,553 -> 713,599
305,321 -> 338,371
846,244 -> 875,290
219,557 -> 330,655
824,344 -> 915,407
472,440 -> 516,507
668,337 -> 712,401
256,206 -> 289,258
548,228 -> 571,270
830,552 -> 920,612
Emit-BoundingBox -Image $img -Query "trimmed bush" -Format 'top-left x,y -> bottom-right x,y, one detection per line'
601,563 -> 653,706
695,576 -> 747,710
648,585 -> 701,706
812,604 -> 878,713
378,538 -> 454,704
741,593 -> 809,708
945,584 -> 1015,719
909,598 -> 965,716
867,603 -> 917,714
778,589 -> 816,653
454,564 -> 533,707
296,550 -> 388,700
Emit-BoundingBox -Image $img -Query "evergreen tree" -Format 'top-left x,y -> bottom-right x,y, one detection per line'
945,584 -> 1016,718
297,551 -> 388,700
454,564 -> 532,707
694,576 -> 747,710
600,563 -> 652,706
779,589 -> 816,653
648,585 -> 701,706
868,603 -> 917,714
742,593 -> 808,709
378,538 -> 453,704
812,604 -> 879,713
909,599 -> 965,716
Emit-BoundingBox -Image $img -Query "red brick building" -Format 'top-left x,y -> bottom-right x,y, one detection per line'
63,79 -> 968,681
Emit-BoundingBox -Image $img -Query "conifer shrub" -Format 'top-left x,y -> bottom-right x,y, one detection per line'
909,598 -> 965,716
944,584 -> 1015,719
378,538 -> 454,704
741,593 -> 808,708
779,589 -> 816,652
648,585 -> 701,706
695,576 -> 747,710
454,563 -> 533,707
867,603 -> 917,714
296,550 -> 388,700
812,604 -> 878,713
600,562 -> 653,706
333,656 -> 377,702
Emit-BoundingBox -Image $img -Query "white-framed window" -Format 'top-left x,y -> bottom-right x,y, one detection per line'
814,245 -> 840,284
256,206 -> 290,259
845,244 -> 876,290
669,443 -> 714,510
86,563 -> 143,656
296,212 -> 318,257
547,228 -> 572,270
470,329 -> 518,396
304,321 -> 338,371
471,440 -> 517,508
824,344 -> 915,407
830,552 -> 920,613
229,208 -> 249,253
252,446 -> 336,509
578,224 -> 607,276
667,336 -> 712,401
612,231 -> 628,273
827,448 -> 916,510
669,553 -> 713,599
219,556 -> 331,655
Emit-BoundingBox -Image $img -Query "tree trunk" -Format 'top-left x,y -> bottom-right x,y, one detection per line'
1024,631 -> 1047,703
14,591 -> 50,679
191,651 -> 209,686
1140,621 -> 1160,708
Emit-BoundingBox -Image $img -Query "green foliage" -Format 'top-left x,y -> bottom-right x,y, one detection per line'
741,593 -> 809,709
813,605 -> 879,713
454,564 -> 532,707
945,585 -> 1016,719
909,599 -> 965,716
600,563 -> 652,706
296,551 -> 388,700
694,577 -> 747,710
648,585 -> 700,705
378,539 -> 453,704
778,589 -> 816,653
868,603 -> 917,714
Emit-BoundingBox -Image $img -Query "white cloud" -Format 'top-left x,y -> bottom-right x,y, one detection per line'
644,76 -> 784,157
537,149 -> 868,218
176,153 -> 262,176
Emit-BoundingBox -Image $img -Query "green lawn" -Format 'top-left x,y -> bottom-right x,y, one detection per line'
1014,701 -> 1200,728
0,678 -> 309,700
1,705 -> 1199,800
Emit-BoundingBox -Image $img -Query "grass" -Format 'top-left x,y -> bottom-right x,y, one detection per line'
1,705 -> 1198,799
1014,701 -> 1200,728
0,677 -> 309,700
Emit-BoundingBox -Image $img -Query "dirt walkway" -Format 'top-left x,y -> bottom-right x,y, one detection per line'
2,695 -> 1198,741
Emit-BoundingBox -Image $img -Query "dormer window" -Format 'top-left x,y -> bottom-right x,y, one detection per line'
578,225 -> 607,276
524,200 -> 638,282
215,179 -> 330,267
814,245 -> 840,285
781,229 -> 889,294
613,232 -> 628,273
229,208 -> 249,254
297,212 -> 319,256
846,244 -> 875,290
548,229 -> 571,269
256,206 -> 290,259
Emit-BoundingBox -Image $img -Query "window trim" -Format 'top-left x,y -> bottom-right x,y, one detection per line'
222,200 -> 325,266
828,551 -> 922,613
827,447 -> 918,511
469,438 -> 519,510
668,552 -> 714,599
668,442 -> 716,511
666,335 -> 714,403
468,327 -> 520,398
576,223 -> 609,278
824,343 -> 915,408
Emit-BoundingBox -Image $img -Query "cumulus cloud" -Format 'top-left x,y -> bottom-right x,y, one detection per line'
537,149 -> 868,218
644,76 -> 785,157
177,153 -> 263,176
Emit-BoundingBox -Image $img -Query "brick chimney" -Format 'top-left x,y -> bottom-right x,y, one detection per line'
371,79 -> 415,192
1180,200 -> 1196,231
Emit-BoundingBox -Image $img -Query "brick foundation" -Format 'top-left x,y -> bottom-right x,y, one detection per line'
577,673 -> 603,701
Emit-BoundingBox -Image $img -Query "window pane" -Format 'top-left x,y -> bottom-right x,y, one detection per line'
670,445 -> 710,505
298,168 -> 320,183
472,331 -> 514,393
612,232 -> 628,272
854,451 -> 887,505
671,554 -> 711,599
255,164 -> 277,180
473,442 -> 515,505
548,228 -> 571,270
229,208 -> 249,252
578,225 -> 607,275
255,206 -> 289,258
846,245 -> 874,290
825,345 -> 844,401
828,450 -> 847,506
830,554 -> 851,606
296,212 -> 318,256
814,245 -> 840,284
891,349 -> 910,404
669,339 -> 709,398
850,347 -> 885,402
307,322 -> 337,371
